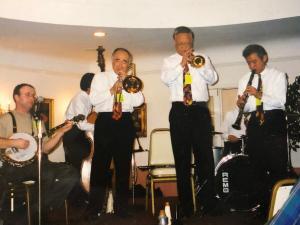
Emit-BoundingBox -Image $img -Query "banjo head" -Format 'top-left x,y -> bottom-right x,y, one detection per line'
5,133 -> 37,163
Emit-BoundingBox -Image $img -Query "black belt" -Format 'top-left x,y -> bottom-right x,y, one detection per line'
250,109 -> 284,116
172,101 -> 207,107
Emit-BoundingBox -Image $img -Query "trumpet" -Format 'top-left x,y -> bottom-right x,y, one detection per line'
122,63 -> 143,93
190,54 -> 205,68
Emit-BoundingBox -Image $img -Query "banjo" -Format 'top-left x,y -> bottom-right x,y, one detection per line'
0,114 -> 85,167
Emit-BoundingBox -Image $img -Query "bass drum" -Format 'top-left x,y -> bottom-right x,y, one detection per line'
215,154 -> 258,211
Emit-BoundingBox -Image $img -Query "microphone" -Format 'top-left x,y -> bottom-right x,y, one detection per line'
32,96 -> 44,120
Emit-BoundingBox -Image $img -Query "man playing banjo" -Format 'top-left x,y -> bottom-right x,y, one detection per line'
0,83 -> 79,225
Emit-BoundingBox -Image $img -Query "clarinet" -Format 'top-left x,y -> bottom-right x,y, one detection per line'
232,70 -> 255,130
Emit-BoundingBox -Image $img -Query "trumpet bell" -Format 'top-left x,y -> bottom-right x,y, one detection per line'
191,55 -> 205,68
123,75 -> 143,93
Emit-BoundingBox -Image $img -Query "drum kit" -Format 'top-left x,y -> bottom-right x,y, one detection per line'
213,133 -> 259,212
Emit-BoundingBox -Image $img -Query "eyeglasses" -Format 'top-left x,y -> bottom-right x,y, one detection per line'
19,93 -> 37,99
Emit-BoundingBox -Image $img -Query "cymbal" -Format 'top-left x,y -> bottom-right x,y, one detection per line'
212,131 -> 223,135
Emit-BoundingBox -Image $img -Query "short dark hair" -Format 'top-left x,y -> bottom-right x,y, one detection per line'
242,44 -> 268,59
80,73 -> 95,91
13,83 -> 35,102
173,26 -> 195,40
112,48 -> 133,64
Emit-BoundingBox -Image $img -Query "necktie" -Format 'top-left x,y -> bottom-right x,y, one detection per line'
256,74 -> 264,125
183,64 -> 193,106
112,87 -> 122,120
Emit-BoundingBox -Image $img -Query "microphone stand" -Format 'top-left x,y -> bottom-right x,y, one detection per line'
34,115 -> 43,225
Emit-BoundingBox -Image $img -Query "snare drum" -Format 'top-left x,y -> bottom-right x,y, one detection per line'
215,154 -> 258,211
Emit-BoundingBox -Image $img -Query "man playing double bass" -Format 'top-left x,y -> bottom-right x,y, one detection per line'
237,44 -> 289,220
63,72 -> 95,172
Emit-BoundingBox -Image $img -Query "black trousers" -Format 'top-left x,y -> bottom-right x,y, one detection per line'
89,112 -> 135,213
169,102 -> 215,214
1,159 -> 79,210
246,109 -> 288,213
63,125 -> 91,172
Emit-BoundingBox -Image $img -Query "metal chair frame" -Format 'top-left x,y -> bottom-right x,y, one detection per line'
145,128 -> 196,215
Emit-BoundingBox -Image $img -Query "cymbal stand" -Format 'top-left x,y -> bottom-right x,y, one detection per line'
241,135 -> 246,155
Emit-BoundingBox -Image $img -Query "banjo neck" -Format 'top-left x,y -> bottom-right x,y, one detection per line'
44,114 -> 85,137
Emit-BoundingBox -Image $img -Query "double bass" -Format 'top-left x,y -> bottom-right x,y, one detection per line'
80,46 -> 105,192
80,130 -> 94,193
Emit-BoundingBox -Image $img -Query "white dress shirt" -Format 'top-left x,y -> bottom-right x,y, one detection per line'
238,66 -> 287,112
90,71 -> 144,112
161,53 -> 218,102
65,90 -> 94,132
221,109 -> 246,141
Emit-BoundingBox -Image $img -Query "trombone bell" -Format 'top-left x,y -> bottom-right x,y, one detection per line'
123,76 -> 143,93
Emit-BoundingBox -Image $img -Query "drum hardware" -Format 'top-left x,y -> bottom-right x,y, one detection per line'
232,70 -> 255,130
215,154 -> 259,211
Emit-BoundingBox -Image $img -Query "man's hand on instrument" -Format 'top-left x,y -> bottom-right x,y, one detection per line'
228,135 -> 240,143
245,85 -> 262,99
13,138 -> 30,149
110,74 -> 124,95
117,70 -> 127,81
58,121 -> 73,134
181,48 -> 193,68
237,95 -> 246,109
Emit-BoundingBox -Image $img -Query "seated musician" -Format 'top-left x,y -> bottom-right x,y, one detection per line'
0,83 -> 79,225
221,107 -> 247,156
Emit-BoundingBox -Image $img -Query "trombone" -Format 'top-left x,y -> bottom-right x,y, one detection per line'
122,63 -> 143,93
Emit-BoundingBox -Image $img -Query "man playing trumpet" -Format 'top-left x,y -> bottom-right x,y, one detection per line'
161,26 -> 218,218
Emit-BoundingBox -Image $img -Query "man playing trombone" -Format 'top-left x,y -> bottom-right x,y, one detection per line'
87,48 -> 144,220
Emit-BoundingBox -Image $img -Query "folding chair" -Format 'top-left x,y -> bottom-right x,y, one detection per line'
145,128 -> 196,215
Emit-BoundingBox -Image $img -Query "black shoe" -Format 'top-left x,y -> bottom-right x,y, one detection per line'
115,208 -> 133,218
197,200 -> 223,217
176,204 -> 193,222
84,209 -> 102,222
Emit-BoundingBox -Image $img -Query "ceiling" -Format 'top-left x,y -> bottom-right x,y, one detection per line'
1,16 -> 300,65
1,0 -> 299,28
